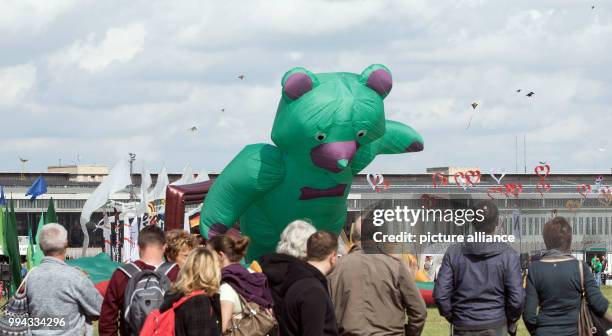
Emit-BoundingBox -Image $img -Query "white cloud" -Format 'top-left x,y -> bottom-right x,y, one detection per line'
1,0 -> 611,174
0,0 -> 75,33
52,23 -> 146,72
0,64 -> 37,105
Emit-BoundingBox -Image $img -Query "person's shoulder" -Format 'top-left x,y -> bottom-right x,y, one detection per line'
286,278 -> 326,303
499,244 -> 520,258
219,283 -> 239,302
219,282 -> 234,293
336,249 -> 367,265
165,263 -> 180,281
291,277 -> 325,294
439,243 -> 463,259
446,242 -> 463,253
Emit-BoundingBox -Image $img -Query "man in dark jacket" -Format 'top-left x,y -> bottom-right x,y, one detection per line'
434,200 -> 525,335
259,220 -> 316,310
279,231 -> 339,336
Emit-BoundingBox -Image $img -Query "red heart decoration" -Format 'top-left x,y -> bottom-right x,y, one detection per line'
464,170 -> 481,185
432,173 -> 448,188
534,164 -> 550,178
505,183 -> 523,198
420,194 -> 437,208
536,182 -> 552,197
454,172 -> 466,189
487,186 -> 503,199
577,184 -> 591,199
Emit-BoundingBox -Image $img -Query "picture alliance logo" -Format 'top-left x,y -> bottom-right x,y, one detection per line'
371,206 -> 486,227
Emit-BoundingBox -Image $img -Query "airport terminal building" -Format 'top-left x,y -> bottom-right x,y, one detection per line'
1,165 -> 611,263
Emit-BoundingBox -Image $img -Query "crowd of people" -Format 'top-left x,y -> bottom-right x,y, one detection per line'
20,201 -> 611,336
22,219 -> 426,336
433,201 -> 610,336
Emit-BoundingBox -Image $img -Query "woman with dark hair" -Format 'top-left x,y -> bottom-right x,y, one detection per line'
523,216 -> 609,335
207,235 -> 275,334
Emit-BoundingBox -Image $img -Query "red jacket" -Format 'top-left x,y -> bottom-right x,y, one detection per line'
98,260 -> 179,336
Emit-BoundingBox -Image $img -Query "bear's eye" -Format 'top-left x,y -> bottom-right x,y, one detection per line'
357,130 -> 367,137
315,132 -> 327,141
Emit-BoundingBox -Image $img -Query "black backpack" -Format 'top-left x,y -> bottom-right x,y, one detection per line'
120,262 -> 176,335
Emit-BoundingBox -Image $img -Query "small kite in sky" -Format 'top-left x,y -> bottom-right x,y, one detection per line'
188,126 -> 198,132
466,102 -> 479,130
516,89 -> 521,93
526,91 -> 535,97
221,108 -> 226,112
592,5 -> 595,10
237,74 -> 245,80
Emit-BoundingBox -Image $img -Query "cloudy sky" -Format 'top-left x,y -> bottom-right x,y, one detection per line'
1,0 -> 611,175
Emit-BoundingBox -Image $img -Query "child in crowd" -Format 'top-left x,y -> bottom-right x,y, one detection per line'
165,229 -> 199,268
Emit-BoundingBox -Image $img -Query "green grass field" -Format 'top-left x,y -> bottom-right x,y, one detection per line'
7,287 -> 612,336
422,286 -> 612,336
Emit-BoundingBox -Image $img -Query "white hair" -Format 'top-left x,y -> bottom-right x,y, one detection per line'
276,220 -> 316,259
39,223 -> 68,255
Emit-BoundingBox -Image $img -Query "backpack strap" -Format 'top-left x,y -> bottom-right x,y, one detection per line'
156,262 -> 177,276
578,260 -> 585,296
171,290 -> 206,310
118,262 -> 142,279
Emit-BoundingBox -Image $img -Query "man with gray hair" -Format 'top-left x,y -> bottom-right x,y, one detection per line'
26,223 -> 103,336
259,220 -> 317,326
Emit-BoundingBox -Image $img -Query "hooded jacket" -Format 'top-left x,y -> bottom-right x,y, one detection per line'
278,260 -> 338,336
259,253 -> 300,306
433,241 -> 525,330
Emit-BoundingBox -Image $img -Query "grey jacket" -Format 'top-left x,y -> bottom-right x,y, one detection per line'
26,257 -> 103,336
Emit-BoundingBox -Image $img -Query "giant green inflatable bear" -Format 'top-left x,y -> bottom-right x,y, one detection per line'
201,64 -> 423,260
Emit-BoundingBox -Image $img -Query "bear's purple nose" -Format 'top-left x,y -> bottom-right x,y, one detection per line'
311,141 -> 358,173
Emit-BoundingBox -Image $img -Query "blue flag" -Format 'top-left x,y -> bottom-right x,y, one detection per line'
26,176 -> 47,201
0,185 -> 5,206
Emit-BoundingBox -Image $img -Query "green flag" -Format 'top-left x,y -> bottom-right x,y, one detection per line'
0,206 -> 6,256
32,213 -> 44,266
45,198 -> 57,224
6,199 -> 23,294
26,220 -> 34,270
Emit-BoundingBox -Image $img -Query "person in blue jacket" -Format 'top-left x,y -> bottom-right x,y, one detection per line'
522,217 -> 609,336
434,200 -> 524,336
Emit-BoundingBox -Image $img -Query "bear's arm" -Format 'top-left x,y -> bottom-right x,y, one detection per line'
351,119 -> 423,175
200,143 -> 285,237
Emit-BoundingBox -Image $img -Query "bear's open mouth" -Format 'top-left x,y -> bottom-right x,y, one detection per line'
299,184 -> 347,200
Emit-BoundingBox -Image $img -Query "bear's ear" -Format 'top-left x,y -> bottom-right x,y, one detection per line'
360,64 -> 392,99
281,67 -> 319,101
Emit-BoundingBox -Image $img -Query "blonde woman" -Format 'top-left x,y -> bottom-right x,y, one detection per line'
159,247 -> 222,336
